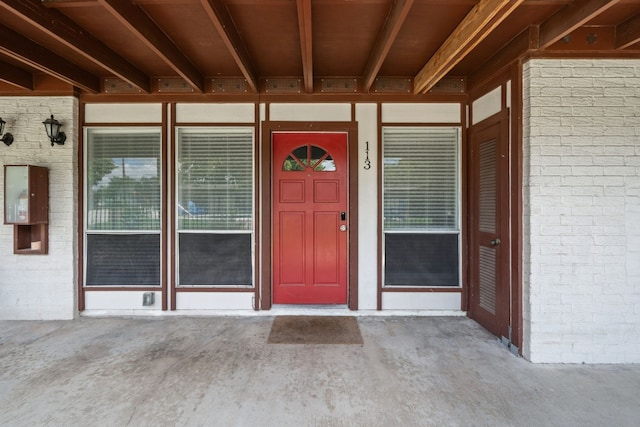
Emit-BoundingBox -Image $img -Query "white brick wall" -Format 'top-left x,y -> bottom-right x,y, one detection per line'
523,59 -> 640,363
0,97 -> 77,320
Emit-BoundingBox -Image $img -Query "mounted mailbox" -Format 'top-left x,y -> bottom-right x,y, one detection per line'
4,165 -> 49,254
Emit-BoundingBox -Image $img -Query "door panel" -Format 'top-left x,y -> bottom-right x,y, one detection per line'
469,111 -> 510,339
273,133 -> 348,304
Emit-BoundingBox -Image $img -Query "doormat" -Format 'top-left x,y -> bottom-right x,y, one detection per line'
267,316 -> 363,345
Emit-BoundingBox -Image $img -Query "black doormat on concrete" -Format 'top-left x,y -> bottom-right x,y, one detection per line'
267,316 -> 363,345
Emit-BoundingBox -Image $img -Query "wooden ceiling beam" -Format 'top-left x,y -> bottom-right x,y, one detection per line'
5,0 -> 150,92
538,0 -> 620,48
0,59 -> 33,90
199,0 -> 258,93
0,24 -> 99,92
97,0 -> 203,92
616,13 -> 640,50
363,0 -> 415,93
297,0 -> 313,94
413,0 -> 524,94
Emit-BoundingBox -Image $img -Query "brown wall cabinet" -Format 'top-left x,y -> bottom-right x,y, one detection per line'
4,165 -> 49,254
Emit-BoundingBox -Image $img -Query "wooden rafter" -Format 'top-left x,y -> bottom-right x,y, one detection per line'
0,24 -> 99,92
5,0 -> 150,92
538,0 -> 620,48
363,0 -> 415,93
0,59 -> 33,90
413,0 -> 524,94
199,0 -> 258,93
97,0 -> 203,92
297,0 -> 313,93
616,13 -> 640,50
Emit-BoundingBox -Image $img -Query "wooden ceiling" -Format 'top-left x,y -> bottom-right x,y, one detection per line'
0,0 -> 639,97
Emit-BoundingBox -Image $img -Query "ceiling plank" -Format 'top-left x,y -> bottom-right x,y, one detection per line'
297,0 -> 313,93
97,0 -> 203,92
414,0 -> 524,94
199,0 -> 258,93
616,13 -> 640,49
538,0 -> 621,48
363,0 -> 415,93
0,60 -> 33,90
0,24 -> 100,92
4,0 -> 150,92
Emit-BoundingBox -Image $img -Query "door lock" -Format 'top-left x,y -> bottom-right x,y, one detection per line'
341,211 -> 346,221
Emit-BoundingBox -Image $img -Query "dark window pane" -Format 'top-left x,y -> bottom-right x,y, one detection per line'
384,233 -> 458,286
179,233 -> 252,286
86,234 -> 160,286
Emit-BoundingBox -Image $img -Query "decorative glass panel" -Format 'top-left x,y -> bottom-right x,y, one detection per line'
283,144 -> 336,172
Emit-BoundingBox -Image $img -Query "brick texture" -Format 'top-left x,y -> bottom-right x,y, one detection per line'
523,59 -> 640,363
0,97 -> 77,320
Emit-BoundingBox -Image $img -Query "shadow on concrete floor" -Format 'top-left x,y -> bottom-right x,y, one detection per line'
1,316 -> 638,427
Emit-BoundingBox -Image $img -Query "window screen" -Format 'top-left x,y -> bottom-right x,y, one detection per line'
85,128 -> 162,287
383,127 -> 460,287
176,128 -> 254,287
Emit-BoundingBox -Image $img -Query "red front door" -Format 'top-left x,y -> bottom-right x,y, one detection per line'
272,132 -> 348,304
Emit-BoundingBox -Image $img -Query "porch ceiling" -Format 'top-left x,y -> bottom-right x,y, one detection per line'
0,0 -> 638,96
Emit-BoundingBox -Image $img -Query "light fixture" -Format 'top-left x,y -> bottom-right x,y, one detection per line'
0,117 -> 13,146
42,115 -> 66,146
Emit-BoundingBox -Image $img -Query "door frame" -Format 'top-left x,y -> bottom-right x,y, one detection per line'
260,121 -> 359,310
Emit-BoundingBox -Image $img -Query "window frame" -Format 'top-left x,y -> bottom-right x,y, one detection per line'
381,125 -> 462,288
83,126 -> 164,288
174,126 -> 256,288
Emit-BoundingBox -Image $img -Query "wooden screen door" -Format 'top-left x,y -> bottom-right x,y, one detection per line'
468,111 -> 510,340
272,132 -> 348,304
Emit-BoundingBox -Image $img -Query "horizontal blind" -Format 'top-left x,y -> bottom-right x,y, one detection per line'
86,128 -> 162,231
383,127 -> 459,231
177,128 -> 253,231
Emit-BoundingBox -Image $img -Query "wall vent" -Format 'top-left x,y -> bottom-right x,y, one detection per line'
429,77 -> 466,94
264,78 -> 302,93
155,78 -> 195,93
320,78 -> 358,93
372,77 -> 412,93
103,78 -> 143,94
210,78 -> 248,93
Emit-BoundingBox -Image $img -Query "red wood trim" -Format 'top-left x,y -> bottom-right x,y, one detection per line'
84,287 -> 161,292
460,101 -> 469,312
161,103 -> 169,311
510,61 -> 524,354
380,122 -> 463,127
348,118 -> 359,310
169,103 -> 177,311
176,287 -> 255,293
260,121 -> 272,310
382,287 -> 462,293
82,122 -> 161,127
173,122 -> 256,127
78,102 -> 85,312
253,103 -> 260,310
296,0 -> 313,93
376,103 -> 383,311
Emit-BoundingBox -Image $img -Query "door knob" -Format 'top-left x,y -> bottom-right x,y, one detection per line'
490,238 -> 501,246
340,225 -> 347,232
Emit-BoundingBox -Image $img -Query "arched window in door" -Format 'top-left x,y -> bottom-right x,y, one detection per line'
283,144 -> 336,171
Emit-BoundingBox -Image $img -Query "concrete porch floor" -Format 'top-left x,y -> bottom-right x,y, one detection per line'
1,316 -> 638,427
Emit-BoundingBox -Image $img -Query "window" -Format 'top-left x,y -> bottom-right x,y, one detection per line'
85,128 -> 162,286
383,127 -> 460,287
176,128 -> 254,286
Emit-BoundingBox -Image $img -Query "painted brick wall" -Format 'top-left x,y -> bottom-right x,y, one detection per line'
523,59 -> 640,363
0,97 -> 77,320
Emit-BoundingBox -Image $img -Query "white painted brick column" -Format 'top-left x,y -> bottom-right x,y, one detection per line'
523,59 -> 640,363
0,97 -> 78,320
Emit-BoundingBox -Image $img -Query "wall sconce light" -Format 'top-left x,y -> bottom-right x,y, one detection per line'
0,117 -> 14,146
42,115 -> 66,146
